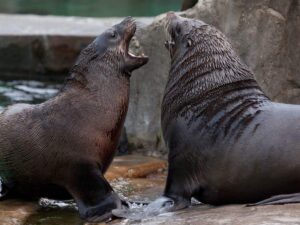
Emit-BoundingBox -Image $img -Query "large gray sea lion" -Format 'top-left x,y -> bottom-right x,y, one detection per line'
160,12 -> 300,210
0,17 -> 148,222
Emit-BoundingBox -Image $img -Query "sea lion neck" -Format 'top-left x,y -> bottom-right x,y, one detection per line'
162,25 -> 271,139
169,25 -> 257,93
63,50 -> 128,92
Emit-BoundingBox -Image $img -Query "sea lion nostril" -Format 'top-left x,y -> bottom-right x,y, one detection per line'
166,12 -> 177,20
175,24 -> 181,35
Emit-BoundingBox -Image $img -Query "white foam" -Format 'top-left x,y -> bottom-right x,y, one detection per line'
39,198 -> 77,210
112,196 -> 174,220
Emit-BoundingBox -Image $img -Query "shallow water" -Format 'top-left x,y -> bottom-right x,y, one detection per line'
0,80 -> 61,111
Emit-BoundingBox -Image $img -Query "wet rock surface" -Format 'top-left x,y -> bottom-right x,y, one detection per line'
0,200 -> 38,225
0,156 -> 300,225
117,204 -> 300,225
0,155 -> 167,225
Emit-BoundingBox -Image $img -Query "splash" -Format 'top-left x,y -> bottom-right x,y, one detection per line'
112,196 -> 174,220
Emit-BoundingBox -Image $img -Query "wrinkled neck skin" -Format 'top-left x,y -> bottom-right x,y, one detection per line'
58,50 -> 129,170
63,50 -> 129,109
55,49 -> 130,168
64,46 -> 128,91
162,24 -> 270,143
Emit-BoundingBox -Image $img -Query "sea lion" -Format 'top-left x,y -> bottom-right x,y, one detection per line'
0,17 -> 148,222
160,12 -> 300,210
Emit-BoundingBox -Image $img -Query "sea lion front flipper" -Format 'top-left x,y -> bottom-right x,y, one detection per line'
247,193 -> 300,206
66,162 -> 122,222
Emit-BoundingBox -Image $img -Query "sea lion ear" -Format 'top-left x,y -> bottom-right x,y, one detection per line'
186,39 -> 192,48
165,41 -> 169,50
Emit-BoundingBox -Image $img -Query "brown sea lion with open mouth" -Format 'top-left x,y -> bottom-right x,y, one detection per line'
157,12 -> 300,211
0,17 -> 148,222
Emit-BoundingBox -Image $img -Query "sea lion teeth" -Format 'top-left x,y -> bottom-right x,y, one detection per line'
128,50 -> 137,57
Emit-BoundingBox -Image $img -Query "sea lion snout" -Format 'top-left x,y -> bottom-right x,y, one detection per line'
117,16 -> 136,44
114,17 -> 149,74
164,14 -> 207,59
73,17 -> 148,80
166,12 -> 179,24
164,13 -> 193,58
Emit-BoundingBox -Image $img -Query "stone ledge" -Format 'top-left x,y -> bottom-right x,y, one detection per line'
0,14 -> 153,79
0,14 -> 153,36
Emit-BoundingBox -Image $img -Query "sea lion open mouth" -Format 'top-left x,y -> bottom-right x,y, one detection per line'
119,17 -> 149,73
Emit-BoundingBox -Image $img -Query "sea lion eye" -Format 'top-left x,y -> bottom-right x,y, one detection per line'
111,31 -> 116,38
175,24 -> 181,35
164,41 -> 169,50
186,39 -> 192,47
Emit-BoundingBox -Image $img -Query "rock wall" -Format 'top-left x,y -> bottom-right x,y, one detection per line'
129,0 -> 300,153
186,0 -> 300,104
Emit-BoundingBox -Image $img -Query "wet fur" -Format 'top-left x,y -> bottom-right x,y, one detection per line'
0,18 -> 148,222
162,14 -> 300,206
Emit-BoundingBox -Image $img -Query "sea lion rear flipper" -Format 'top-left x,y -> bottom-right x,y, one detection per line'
247,193 -> 300,206
66,162 -> 122,222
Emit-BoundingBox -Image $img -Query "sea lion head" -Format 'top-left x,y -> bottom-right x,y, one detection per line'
94,16 -> 148,74
163,12 -> 253,94
70,17 -> 148,84
165,12 -> 207,61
